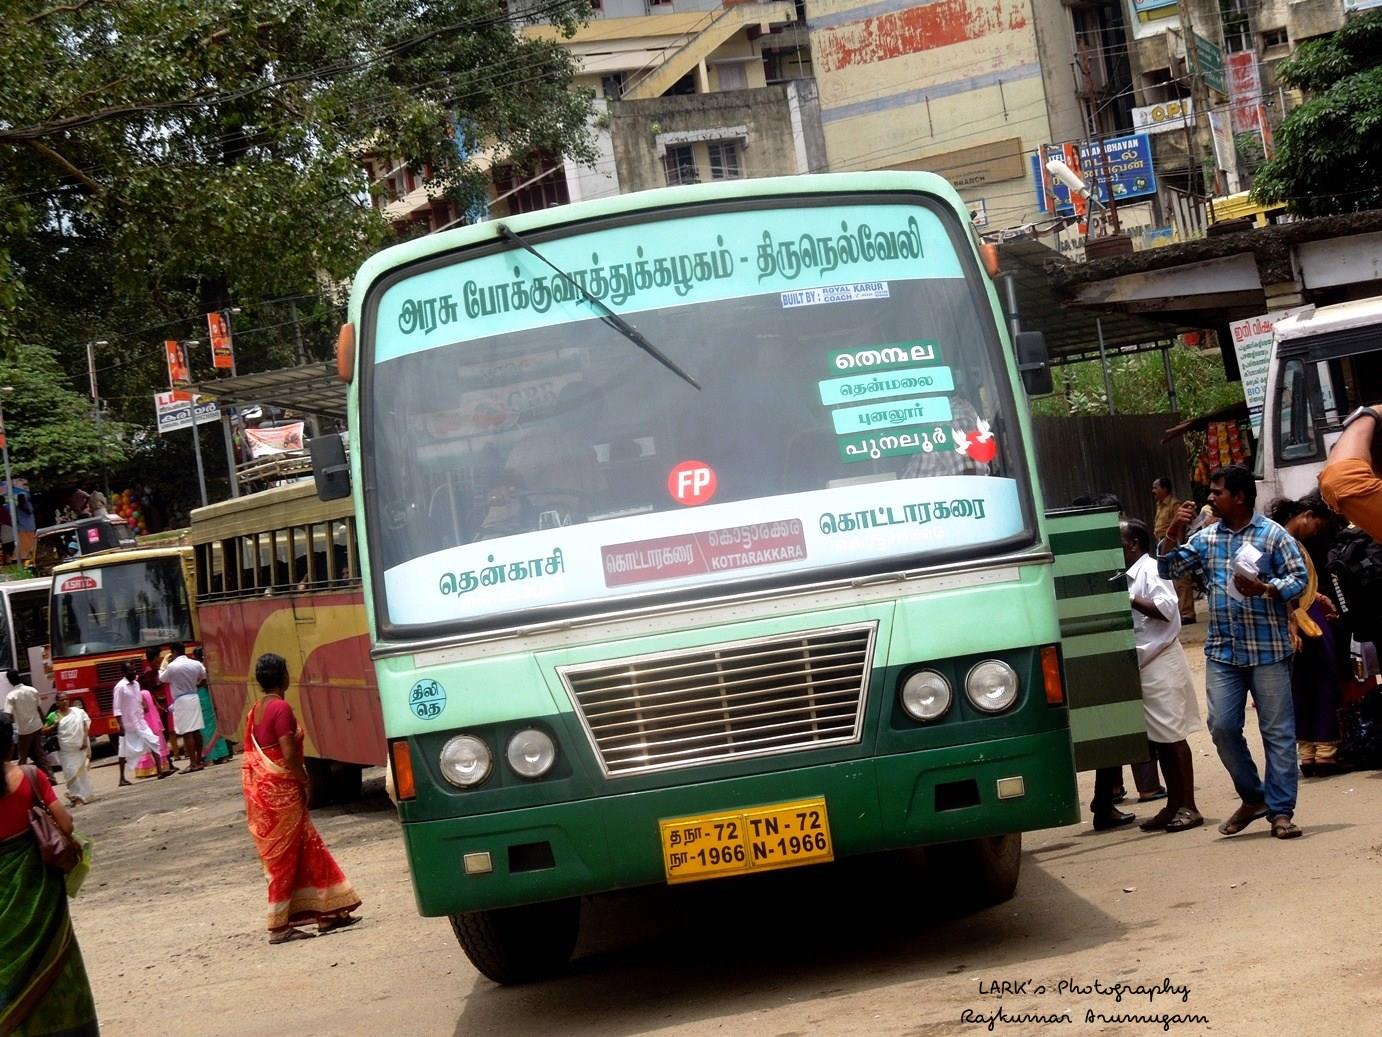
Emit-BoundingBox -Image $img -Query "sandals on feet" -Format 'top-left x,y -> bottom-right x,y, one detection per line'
1270,815 -> 1302,839
1165,808 -> 1204,833
1137,787 -> 1168,803
1139,807 -> 1177,832
269,928 -> 315,945
318,914 -> 362,935
1217,802 -> 1269,836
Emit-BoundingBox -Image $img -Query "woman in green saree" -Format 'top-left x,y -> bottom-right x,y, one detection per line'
0,714 -> 99,1036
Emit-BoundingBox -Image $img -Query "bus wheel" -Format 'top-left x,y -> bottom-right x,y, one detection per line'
305,758 -> 335,809
330,763 -> 362,803
448,898 -> 580,984
928,833 -> 1021,907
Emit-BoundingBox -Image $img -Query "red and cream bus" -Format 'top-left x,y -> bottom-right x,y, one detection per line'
49,545 -> 198,739
189,479 -> 384,803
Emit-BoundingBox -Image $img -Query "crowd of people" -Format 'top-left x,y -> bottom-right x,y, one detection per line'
1086,436 -> 1382,841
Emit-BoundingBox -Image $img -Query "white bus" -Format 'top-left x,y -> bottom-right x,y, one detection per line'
0,577 -> 54,707
1257,297 -> 1382,504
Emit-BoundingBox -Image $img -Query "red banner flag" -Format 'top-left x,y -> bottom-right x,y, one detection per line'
207,311 -> 235,370
165,340 -> 191,388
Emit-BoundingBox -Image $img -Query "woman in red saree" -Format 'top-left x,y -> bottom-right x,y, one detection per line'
242,653 -> 361,944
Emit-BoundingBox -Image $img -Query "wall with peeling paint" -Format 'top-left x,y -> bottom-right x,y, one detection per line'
805,0 -> 1071,231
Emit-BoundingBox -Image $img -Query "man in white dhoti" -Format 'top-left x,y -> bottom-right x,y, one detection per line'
1123,518 -> 1204,833
114,661 -> 172,784
54,694 -> 94,805
160,642 -> 208,772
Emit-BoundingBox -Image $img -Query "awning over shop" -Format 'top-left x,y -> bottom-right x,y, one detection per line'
1160,400 -> 1249,443
996,237 -> 1196,365
191,362 -> 346,422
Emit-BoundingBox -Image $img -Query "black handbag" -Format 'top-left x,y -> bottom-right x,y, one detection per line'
21,766 -> 81,873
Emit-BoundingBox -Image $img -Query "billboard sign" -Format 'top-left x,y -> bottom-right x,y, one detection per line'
1192,31 -> 1227,96
164,340 -> 191,389
154,390 -> 218,434
1132,97 -> 1194,135
1227,51 -> 1263,133
1034,134 -> 1156,214
207,311 -> 235,371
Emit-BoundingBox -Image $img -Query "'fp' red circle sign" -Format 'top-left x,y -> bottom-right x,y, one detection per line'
668,460 -> 717,506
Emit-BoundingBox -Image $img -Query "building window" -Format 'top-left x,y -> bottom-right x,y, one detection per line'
492,158 -> 571,215
1260,27 -> 1288,53
664,145 -> 699,186
707,140 -> 743,180
716,62 -> 747,91
600,73 -> 624,100
1220,0 -> 1252,54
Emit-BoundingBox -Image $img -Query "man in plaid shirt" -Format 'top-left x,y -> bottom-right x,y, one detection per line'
1158,465 -> 1309,839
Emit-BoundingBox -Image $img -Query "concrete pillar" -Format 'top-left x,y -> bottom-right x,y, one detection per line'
1263,280 -> 1306,312
695,59 -> 710,94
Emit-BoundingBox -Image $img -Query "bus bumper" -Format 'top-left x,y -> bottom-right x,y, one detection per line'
401,728 -> 1079,917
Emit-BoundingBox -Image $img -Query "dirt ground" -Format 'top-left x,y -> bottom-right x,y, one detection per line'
66,629 -> 1382,1036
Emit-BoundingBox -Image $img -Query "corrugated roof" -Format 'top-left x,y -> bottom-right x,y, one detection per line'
191,363 -> 346,421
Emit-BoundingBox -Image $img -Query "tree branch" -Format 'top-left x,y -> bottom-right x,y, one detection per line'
19,138 -> 104,194
26,0 -> 103,26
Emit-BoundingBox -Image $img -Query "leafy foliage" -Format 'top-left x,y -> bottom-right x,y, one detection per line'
1032,345 -> 1245,418
0,343 -> 133,486
0,0 -> 594,503
1251,10 -> 1382,216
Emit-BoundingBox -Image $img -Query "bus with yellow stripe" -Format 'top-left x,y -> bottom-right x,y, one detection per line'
189,480 -> 385,803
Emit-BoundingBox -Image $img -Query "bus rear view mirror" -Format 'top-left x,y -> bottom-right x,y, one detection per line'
310,435 -> 352,501
1015,331 -> 1053,396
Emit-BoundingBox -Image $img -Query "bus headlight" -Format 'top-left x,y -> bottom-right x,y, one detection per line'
439,735 -> 493,788
966,660 -> 1020,714
900,670 -> 952,722
506,728 -> 557,779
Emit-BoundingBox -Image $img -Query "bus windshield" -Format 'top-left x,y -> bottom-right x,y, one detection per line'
366,197 -> 1033,632
51,558 -> 193,656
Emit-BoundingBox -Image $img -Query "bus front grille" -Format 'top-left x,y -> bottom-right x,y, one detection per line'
558,624 -> 875,777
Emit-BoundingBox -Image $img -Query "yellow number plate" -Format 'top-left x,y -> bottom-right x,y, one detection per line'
659,796 -> 833,884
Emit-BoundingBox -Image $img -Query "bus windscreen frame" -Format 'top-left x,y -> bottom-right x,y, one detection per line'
358,191 -> 1039,641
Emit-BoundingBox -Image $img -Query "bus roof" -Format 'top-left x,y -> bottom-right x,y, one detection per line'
51,543 -> 192,575
189,478 -> 352,543
348,171 -> 967,319
0,576 -> 51,594
1275,297 -> 1382,342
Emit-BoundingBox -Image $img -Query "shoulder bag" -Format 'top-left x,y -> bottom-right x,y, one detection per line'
21,765 -> 82,873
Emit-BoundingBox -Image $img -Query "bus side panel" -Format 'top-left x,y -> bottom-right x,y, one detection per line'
1045,508 -> 1149,770
202,600 -> 255,746
295,597 -> 386,768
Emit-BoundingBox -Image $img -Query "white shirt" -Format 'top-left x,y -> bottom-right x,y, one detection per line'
112,677 -> 144,723
4,683 -> 42,735
1126,553 -> 1181,668
159,655 -> 206,699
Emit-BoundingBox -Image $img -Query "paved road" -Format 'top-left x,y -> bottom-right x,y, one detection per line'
67,639 -> 1382,1036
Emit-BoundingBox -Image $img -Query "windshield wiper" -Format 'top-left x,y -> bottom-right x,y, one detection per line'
495,223 -> 701,391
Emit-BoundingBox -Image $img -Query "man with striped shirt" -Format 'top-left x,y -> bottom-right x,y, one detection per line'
1158,465 -> 1309,839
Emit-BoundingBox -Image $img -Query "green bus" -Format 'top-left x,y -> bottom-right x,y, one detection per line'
315,172 -> 1144,982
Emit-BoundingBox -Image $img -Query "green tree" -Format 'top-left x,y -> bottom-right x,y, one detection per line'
0,343 -> 133,487
1032,344 -> 1245,418
0,0 -> 595,503
1251,10 -> 1382,216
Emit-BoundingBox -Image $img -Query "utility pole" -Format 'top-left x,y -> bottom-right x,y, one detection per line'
1179,5 -> 1214,203
85,339 -> 111,497
0,388 -> 16,563
1073,35 -> 1119,237
182,340 -> 209,507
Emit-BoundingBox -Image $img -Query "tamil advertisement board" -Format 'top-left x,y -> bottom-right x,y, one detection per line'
1228,309 -> 1309,439
1033,134 -> 1156,215
154,390 -> 218,434
1227,51 -> 1263,133
1132,98 -> 1193,135
164,339 -> 191,388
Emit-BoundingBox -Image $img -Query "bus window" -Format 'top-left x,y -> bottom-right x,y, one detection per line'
195,544 -> 211,597
1277,358 -> 1319,462
9,590 -> 50,684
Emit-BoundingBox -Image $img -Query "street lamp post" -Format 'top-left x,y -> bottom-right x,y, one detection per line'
182,339 -> 209,508
0,387 -> 16,564
86,339 -> 111,498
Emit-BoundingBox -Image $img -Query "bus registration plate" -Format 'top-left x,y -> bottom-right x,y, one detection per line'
658,797 -> 833,884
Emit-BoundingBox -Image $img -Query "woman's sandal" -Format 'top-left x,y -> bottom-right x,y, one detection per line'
1164,808 -> 1204,833
1270,815 -> 1303,839
318,914 -> 362,935
269,928 -> 315,945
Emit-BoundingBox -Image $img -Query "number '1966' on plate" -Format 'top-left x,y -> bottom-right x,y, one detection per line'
658,796 -> 833,884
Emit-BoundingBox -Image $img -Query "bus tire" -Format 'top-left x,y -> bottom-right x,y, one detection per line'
329,762 -> 362,803
929,833 -> 1021,907
448,898 -> 580,984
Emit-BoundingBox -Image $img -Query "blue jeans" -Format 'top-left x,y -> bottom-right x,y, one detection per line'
1205,659 -> 1297,818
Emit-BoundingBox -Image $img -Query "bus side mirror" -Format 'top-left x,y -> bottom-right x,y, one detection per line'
309,435 -> 351,502
1015,331 -> 1053,396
